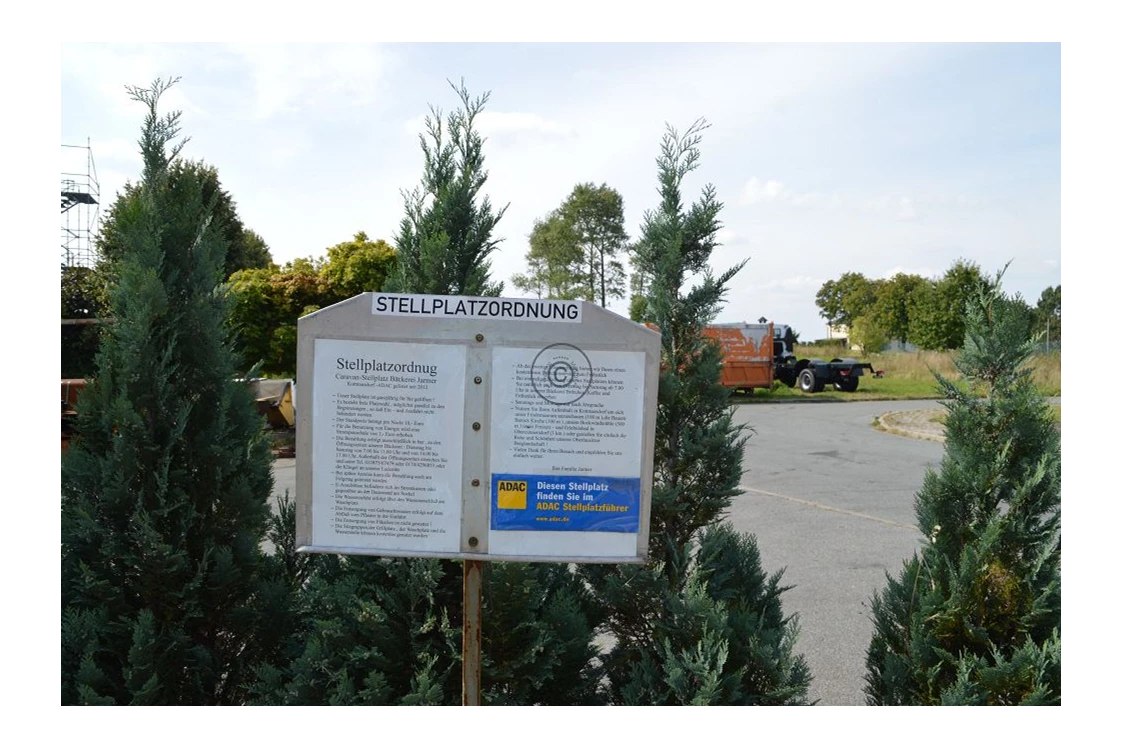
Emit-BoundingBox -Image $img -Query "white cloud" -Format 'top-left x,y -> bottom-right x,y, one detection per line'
932,192 -> 986,209
401,111 -> 575,144
741,176 -> 820,206
897,196 -> 917,221
476,111 -> 576,139
862,191 -> 988,221
572,69 -> 608,84
864,193 -> 922,221
230,44 -> 392,120
85,137 -> 143,168
742,177 -> 786,204
61,45 -> 354,137
60,145 -> 92,177
744,275 -> 823,293
402,115 -> 426,137
716,228 -> 740,244
93,167 -> 137,195
62,44 -> 207,119
57,43 -> 1057,350
790,191 -> 822,206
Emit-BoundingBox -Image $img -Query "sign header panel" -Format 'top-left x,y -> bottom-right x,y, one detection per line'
372,293 -> 581,323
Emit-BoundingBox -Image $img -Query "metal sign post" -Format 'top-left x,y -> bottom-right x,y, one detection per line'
295,292 -> 660,704
462,559 -> 483,705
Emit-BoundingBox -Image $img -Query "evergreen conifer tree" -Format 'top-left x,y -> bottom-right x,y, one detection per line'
391,79 -> 507,297
254,81 -> 603,705
585,120 -> 811,705
98,160 -> 272,280
61,78 -> 278,705
864,268 -> 1061,705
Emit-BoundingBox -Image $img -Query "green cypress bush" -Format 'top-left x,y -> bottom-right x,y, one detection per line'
254,81 -> 602,705
61,78 -> 279,705
865,269 -> 1061,705
586,120 -> 811,705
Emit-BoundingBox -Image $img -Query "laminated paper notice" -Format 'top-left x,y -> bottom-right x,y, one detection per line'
489,345 -> 645,533
312,338 -> 466,552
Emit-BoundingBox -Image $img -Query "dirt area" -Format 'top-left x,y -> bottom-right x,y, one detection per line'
873,409 -> 946,442
874,400 -> 1060,443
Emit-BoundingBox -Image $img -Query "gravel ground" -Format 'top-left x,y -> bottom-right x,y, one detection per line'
873,397 -> 1061,443
874,408 -> 946,442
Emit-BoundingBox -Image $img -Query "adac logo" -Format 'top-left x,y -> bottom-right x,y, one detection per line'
496,480 -> 528,510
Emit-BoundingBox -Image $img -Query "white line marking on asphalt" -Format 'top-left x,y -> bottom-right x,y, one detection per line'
736,485 -> 920,532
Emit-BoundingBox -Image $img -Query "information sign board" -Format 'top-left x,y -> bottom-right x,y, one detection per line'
295,292 -> 659,563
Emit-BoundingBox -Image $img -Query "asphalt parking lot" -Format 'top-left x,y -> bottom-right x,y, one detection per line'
270,399 -> 952,705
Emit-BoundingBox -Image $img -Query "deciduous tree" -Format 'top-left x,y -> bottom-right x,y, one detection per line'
512,182 -> 629,307
850,313 -> 890,354
867,272 -> 928,346
815,272 -> 882,329
61,264 -> 111,378
908,260 -> 992,350
1032,285 -> 1060,347
226,234 -> 397,377
98,160 -> 272,280
628,266 -> 653,322
319,231 -> 397,301
561,182 -> 629,306
511,213 -> 584,299
226,258 -> 324,377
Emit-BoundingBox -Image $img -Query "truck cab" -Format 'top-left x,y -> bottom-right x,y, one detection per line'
772,324 -> 797,362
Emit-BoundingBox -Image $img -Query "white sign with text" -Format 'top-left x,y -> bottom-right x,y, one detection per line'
311,338 -> 466,553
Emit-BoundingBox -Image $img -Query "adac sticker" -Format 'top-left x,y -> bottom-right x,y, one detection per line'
490,474 -> 640,532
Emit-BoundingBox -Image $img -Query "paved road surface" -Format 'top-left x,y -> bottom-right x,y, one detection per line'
270,399 -> 950,705
728,400 -> 946,705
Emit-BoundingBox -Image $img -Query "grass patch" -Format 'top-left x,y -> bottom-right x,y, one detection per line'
931,404 -> 1058,424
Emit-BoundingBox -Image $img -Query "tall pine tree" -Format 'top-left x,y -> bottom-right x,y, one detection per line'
585,120 -> 811,705
392,79 -> 507,297
61,78 -> 278,705
252,81 -> 603,705
865,268 -> 1061,705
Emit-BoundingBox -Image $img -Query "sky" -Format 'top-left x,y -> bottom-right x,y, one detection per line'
60,42 -> 1061,341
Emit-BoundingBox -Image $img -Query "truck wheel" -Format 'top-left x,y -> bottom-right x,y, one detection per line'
835,376 -> 859,393
798,369 -> 817,393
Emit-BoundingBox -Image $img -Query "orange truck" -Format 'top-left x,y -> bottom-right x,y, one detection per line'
702,323 -> 776,393
703,322 -> 875,394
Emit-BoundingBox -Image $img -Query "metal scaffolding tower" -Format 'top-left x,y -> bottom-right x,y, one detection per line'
61,140 -> 100,268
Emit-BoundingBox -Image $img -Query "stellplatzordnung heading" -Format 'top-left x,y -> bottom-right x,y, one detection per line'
336,358 -> 438,377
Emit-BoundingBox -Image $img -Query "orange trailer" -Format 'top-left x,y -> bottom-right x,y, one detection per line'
702,323 -> 775,393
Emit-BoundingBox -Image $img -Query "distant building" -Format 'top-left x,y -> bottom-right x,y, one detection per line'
883,339 -> 918,353
827,324 -> 849,344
